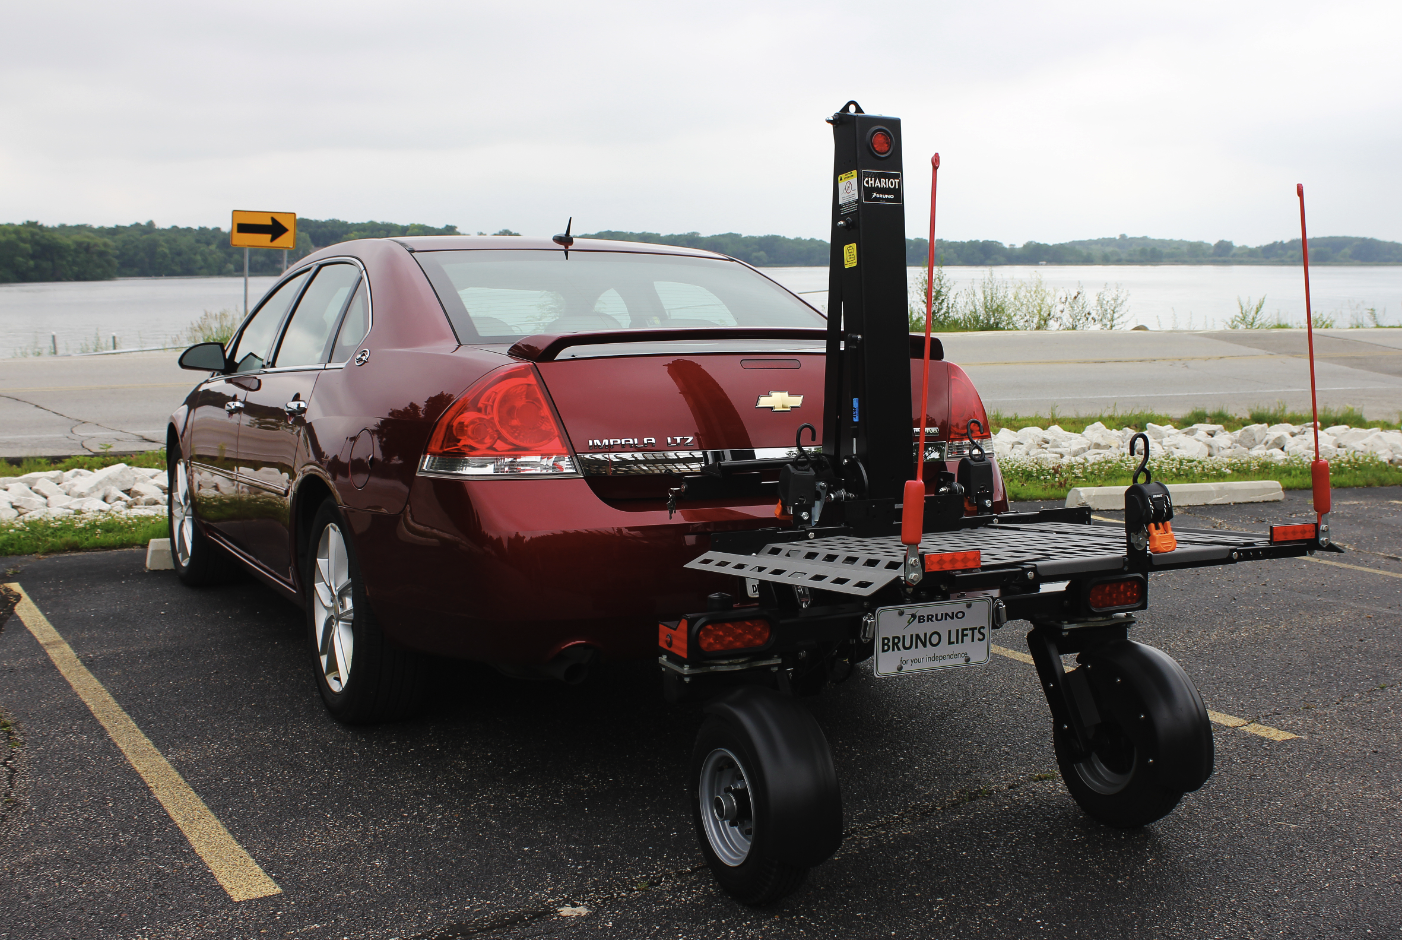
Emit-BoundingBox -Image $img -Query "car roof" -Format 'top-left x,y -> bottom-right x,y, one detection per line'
386,235 -> 730,259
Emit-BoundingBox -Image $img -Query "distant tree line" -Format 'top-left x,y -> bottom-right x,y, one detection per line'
3,220 -> 1399,283
0,219 -> 460,283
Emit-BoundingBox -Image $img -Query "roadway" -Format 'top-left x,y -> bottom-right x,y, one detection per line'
2,329 -> 1401,458
1,488 -> 1398,938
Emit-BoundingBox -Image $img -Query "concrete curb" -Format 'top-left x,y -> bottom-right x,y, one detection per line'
1064,480 -> 1285,510
146,538 -> 173,570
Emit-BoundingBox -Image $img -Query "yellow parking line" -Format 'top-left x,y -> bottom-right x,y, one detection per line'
992,645 -> 1298,740
1305,557 -> 1402,579
9,584 -> 281,902
990,644 -> 1033,665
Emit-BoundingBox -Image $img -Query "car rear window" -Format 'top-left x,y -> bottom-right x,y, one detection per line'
413,250 -> 823,342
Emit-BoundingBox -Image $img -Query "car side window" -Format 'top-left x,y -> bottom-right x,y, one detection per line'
274,263 -> 362,367
229,270 -> 309,373
329,281 -> 369,362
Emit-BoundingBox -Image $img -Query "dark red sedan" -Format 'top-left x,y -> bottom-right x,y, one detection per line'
169,235 -> 1003,722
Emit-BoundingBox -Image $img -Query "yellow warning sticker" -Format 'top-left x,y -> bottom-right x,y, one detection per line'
843,243 -> 858,268
838,170 -> 858,209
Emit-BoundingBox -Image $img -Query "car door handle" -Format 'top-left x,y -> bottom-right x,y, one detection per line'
224,400 -> 244,414
283,400 -> 308,416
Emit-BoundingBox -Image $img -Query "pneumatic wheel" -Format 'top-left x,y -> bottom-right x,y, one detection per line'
305,500 -> 428,724
689,686 -> 843,906
691,719 -> 808,905
167,445 -> 238,586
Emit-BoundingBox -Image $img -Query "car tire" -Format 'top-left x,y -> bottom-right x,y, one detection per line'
690,716 -> 810,905
305,500 -> 428,724
167,445 -> 239,586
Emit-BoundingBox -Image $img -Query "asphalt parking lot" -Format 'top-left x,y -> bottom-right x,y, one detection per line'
1,488 -> 1398,940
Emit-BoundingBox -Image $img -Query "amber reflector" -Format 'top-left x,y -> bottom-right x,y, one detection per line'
870,130 -> 893,155
697,619 -> 772,653
1271,523 -> 1316,543
1088,579 -> 1144,611
924,550 -> 981,572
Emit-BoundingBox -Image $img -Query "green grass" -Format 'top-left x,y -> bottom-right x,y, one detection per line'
0,513 -> 169,557
987,404 -> 1400,435
1000,452 -> 1402,501
3,449 -> 166,477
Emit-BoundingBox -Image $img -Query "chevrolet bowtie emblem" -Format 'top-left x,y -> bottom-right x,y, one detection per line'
756,391 -> 803,412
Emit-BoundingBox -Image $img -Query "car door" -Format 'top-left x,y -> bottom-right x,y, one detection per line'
230,261 -> 364,580
188,270 -> 309,534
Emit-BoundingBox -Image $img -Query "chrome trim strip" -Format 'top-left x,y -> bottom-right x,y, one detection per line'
188,460 -> 238,482
418,454 -> 580,478
575,446 -> 813,476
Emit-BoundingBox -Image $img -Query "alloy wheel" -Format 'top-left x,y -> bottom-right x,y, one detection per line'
312,523 -> 355,692
171,460 -> 194,567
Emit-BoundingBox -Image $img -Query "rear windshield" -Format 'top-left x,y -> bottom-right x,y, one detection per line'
413,249 -> 824,341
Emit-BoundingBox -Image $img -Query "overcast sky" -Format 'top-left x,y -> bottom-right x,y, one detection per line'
3,0 -> 1399,246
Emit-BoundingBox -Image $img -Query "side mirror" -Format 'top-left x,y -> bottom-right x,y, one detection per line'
179,341 -> 229,372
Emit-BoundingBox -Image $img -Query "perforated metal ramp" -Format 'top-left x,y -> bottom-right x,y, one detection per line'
684,522 -> 1267,597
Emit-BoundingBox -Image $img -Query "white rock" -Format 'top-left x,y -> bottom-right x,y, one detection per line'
48,507 -> 74,517
0,491 -> 10,509
31,478 -> 65,499
1016,427 -> 1046,446
129,481 -> 165,501
135,467 -> 165,479
0,506 -> 17,522
68,497 -> 111,513
1186,423 -> 1225,435
133,496 -> 164,507
69,464 -> 142,499
62,468 -> 95,481
1266,423 -> 1297,434
46,494 -> 74,509
5,483 -> 35,498
1262,431 -> 1291,451
1169,437 -> 1210,459
1145,422 -> 1173,440
0,477 -> 18,487
147,477 -> 168,492
1234,424 -> 1268,448
102,486 -> 127,504
19,470 -> 64,485
12,496 -> 46,514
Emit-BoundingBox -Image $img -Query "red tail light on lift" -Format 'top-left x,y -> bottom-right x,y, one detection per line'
422,363 -> 577,477
697,619 -> 772,653
1270,523 -> 1317,543
1087,577 -> 1146,612
869,127 -> 894,157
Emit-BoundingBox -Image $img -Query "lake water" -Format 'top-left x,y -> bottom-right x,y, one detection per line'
3,265 -> 1400,358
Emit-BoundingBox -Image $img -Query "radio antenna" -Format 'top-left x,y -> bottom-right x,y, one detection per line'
552,217 -> 574,258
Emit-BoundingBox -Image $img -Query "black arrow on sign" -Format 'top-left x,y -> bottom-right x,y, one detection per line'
236,216 -> 289,243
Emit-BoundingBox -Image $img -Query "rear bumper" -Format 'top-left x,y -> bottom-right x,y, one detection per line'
350,476 -> 777,664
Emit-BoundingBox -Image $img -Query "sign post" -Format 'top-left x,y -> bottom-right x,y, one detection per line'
230,211 -> 298,314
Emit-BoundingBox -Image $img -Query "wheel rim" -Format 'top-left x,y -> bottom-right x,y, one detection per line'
699,747 -> 754,867
1074,726 -> 1136,795
312,523 -> 355,693
171,460 -> 194,567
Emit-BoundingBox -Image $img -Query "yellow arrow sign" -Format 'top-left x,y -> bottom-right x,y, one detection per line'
230,210 -> 297,250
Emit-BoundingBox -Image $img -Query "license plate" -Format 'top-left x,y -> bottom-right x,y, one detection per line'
873,598 -> 993,678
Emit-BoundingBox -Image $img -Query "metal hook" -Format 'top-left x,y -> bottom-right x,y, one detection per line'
794,423 -> 817,469
1130,432 -> 1152,484
967,418 -> 986,462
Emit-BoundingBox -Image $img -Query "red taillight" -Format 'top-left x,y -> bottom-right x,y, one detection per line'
1088,579 -> 1144,610
869,128 -> 893,156
947,364 -> 990,445
423,364 -> 576,476
1271,523 -> 1317,543
697,619 -> 772,653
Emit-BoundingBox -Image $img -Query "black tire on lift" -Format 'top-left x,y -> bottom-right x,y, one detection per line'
167,444 -> 240,586
304,500 -> 429,723
689,686 -> 842,905
1053,640 -> 1214,828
